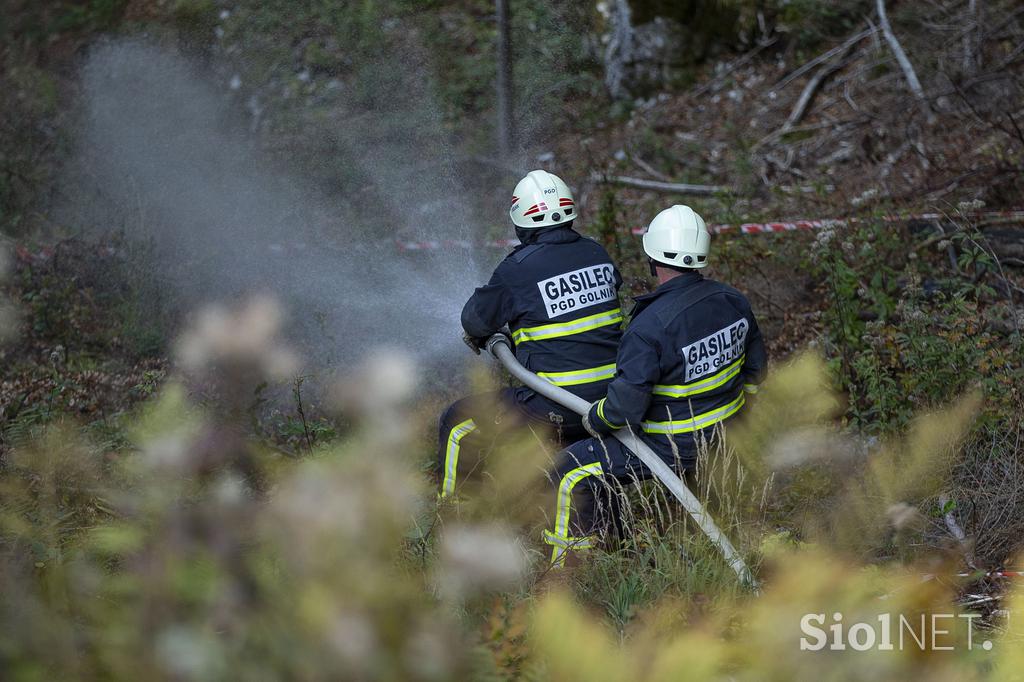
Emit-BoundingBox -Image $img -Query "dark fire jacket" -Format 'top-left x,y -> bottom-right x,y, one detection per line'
585,270 -> 767,468
461,226 -> 623,405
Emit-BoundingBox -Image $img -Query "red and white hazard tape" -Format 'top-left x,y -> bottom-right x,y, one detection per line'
393,210 -> 1024,250
628,209 -> 1024,236
629,219 -> 842,235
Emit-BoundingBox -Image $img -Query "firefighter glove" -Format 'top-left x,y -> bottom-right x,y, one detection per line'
462,331 -> 487,355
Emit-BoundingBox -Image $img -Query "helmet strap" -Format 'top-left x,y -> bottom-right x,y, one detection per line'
648,258 -> 658,277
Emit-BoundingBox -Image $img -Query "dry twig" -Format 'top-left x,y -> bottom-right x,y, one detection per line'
876,0 -> 937,123
595,174 -> 729,196
632,156 -> 669,181
773,27 -> 877,91
781,44 -> 859,132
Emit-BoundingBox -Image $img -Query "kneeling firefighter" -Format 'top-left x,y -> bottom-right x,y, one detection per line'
542,205 -> 767,566
437,170 -> 624,499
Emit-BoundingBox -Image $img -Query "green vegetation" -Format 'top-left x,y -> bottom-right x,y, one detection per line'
3,0 -> 1024,678
2,306 -> 1019,678
3,204 -> 1023,677
810,215 -> 1023,432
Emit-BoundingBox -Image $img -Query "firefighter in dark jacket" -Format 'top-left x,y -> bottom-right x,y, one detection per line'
437,170 -> 624,499
542,204 -> 767,566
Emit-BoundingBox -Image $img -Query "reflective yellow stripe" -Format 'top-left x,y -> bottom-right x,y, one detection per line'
596,397 -> 619,429
542,531 -> 596,549
511,308 -> 622,344
652,355 -> 745,398
440,418 -> 476,498
545,462 -> 603,567
641,393 -> 745,435
538,363 -> 616,387
743,383 -> 759,394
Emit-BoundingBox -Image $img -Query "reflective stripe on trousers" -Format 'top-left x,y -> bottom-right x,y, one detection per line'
543,461 -> 603,567
538,363 -> 616,387
652,355 -> 745,398
440,418 -> 477,498
511,308 -> 622,344
641,393 -> 745,435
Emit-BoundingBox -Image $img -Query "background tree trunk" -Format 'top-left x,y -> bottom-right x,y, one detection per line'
602,0 -> 634,100
496,0 -> 515,158
964,0 -> 980,76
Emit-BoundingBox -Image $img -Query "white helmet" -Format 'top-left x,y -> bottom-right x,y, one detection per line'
642,205 -> 711,269
509,170 -> 576,228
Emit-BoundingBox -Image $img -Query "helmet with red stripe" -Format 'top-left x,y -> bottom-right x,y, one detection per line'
509,170 -> 575,229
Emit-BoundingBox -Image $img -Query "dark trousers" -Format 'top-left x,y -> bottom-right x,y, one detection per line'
543,436 -> 693,567
436,389 -> 587,498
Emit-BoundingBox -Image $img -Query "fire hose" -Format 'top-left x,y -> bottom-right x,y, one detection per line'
485,333 -> 758,589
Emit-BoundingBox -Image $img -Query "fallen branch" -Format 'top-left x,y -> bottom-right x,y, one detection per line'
876,0 -> 936,123
778,184 -> 836,194
773,27 -> 876,91
753,116 -> 870,152
765,151 -> 805,177
896,163 -> 1004,202
595,174 -> 730,195
632,156 -> 669,181
781,43 -> 859,132
960,594 -> 1000,607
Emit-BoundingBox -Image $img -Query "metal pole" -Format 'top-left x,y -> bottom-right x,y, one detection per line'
486,334 -> 757,588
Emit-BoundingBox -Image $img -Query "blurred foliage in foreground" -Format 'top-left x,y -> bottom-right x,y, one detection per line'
2,276 -> 1022,680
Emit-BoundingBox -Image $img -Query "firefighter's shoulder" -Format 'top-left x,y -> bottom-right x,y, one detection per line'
703,278 -> 754,310
506,243 -> 544,264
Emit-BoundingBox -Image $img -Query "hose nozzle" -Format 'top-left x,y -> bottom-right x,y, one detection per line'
485,332 -> 512,355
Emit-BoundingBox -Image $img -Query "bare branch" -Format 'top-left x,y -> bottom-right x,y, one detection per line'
773,27 -> 877,91
595,174 -> 730,195
782,45 -> 858,132
631,156 -> 669,182
753,117 -> 869,152
876,0 -> 937,123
